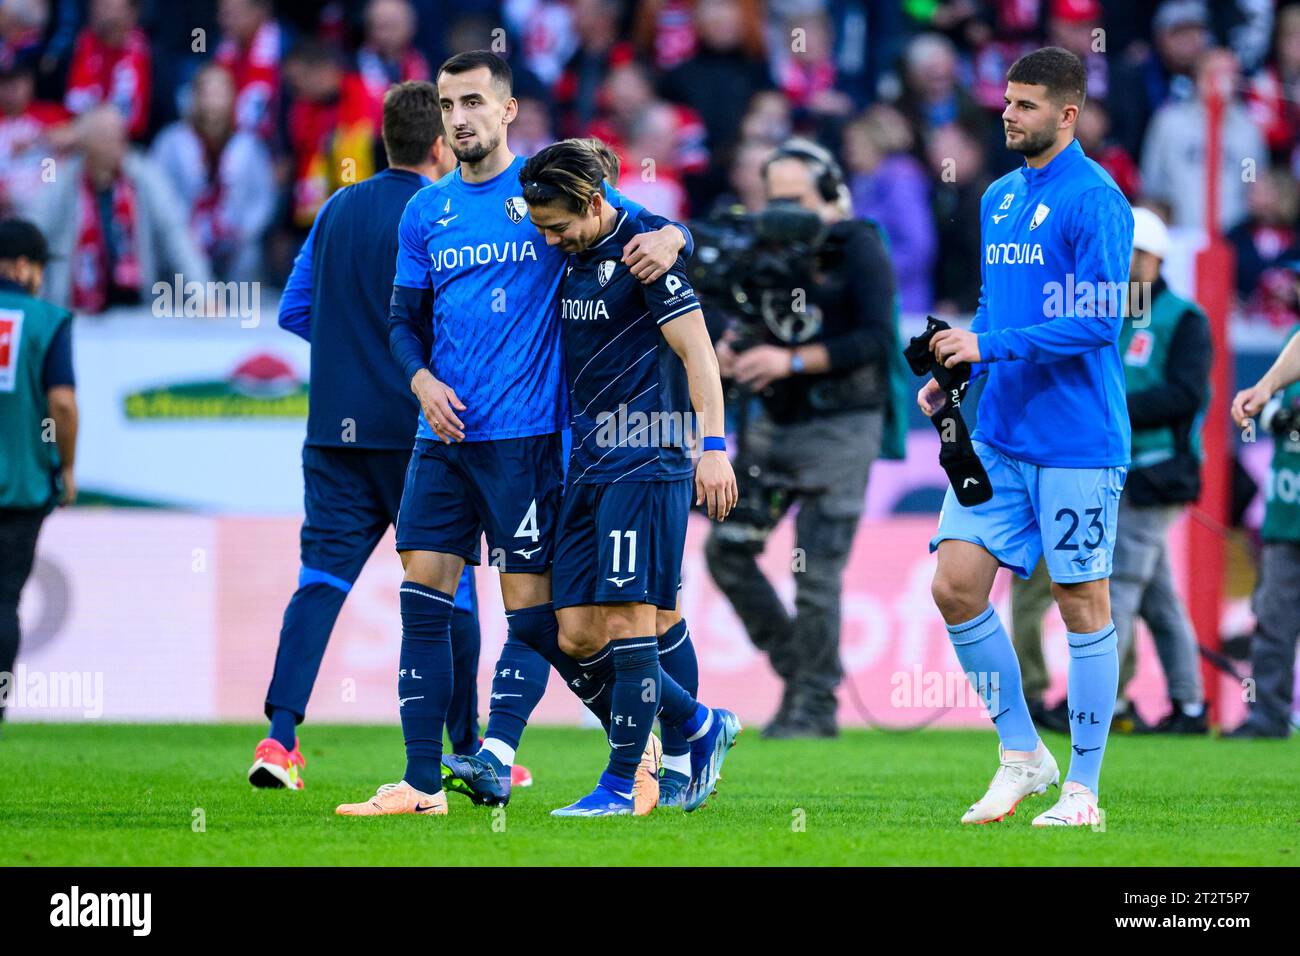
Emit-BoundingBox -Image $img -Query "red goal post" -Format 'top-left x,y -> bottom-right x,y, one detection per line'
1186,64 -> 1236,725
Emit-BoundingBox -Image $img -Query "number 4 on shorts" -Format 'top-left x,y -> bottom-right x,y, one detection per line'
511,499 -> 541,561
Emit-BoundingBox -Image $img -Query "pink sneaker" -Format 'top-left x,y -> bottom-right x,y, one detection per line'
335,781 -> 448,816
511,764 -> 534,788
248,737 -> 306,790
477,738 -> 535,788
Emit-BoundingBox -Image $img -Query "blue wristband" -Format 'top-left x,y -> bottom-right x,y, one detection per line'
702,436 -> 726,452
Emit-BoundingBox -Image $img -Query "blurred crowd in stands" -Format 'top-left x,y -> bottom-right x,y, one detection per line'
2,0 -> 1299,326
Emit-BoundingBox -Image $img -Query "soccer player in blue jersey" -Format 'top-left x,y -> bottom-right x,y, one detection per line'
517,140 -> 742,816
337,52 -> 714,817
918,48 -> 1134,827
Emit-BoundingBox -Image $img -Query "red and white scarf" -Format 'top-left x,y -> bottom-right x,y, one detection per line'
72,172 -> 141,312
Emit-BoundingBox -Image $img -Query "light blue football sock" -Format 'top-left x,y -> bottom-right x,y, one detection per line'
1064,622 -> 1118,794
945,605 -> 1039,752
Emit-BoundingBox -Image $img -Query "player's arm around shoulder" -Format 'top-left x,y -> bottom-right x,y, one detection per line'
614,195 -> 693,283
623,224 -> 689,283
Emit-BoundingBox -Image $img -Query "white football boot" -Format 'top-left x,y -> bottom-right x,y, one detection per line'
960,741 -> 1059,824
1032,781 -> 1101,827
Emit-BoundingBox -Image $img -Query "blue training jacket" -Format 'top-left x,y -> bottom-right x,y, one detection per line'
972,139 -> 1134,468
279,168 -> 429,450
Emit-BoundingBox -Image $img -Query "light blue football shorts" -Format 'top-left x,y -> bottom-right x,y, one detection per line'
929,440 -> 1128,584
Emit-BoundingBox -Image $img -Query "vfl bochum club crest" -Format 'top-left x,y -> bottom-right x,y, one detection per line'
505,196 -> 527,223
1029,203 -> 1051,230
598,260 -> 615,286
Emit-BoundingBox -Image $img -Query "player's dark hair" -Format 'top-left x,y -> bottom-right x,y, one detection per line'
1007,46 -> 1086,109
574,137 -> 621,182
383,80 -> 443,167
519,140 -> 606,214
437,50 -> 513,98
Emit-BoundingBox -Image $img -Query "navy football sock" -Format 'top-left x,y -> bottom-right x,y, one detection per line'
398,583 -> 455,795
658,667 -> 710,739
268,708 -> 297,750
508,602 -> 590,690
572,645 -> 615,731
480,603 -> 557,762
604,639 -> 660,787
447,608 -> 481,755
498,602 -> 605,723
657,620 -> 697,766
481,637 -> 549,759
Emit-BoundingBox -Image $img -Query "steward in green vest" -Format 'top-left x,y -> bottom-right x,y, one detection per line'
1117,278 -> 1211,506
0,282 -> 75,509
1228,278 -> 1300,738
0,218 -> 77,725
1260,326 -> 1300,545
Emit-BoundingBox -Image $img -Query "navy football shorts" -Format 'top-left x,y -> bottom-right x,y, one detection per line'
551,478 -> 692,610
299,444 -> 475,607
395,434 -> 564,572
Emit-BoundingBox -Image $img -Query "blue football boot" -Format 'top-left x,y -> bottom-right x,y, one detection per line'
684,709 -> 742,812
550,784 -> 635,817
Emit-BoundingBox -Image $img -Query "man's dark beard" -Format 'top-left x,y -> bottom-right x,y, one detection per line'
451,133 -> 500,165
1006,124 -> 1056,157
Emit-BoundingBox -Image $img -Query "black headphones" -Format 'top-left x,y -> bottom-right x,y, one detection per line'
764,139 -> 847,204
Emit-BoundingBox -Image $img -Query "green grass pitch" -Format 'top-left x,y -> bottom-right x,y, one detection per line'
1,723 -> 1295,866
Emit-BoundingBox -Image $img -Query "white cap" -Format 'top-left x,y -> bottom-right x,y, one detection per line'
1131,206 -> 1169,259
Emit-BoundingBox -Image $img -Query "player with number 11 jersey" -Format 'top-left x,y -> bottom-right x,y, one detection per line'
521,140 -> 742,817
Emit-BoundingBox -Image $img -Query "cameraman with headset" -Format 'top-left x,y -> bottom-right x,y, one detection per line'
704,139 -> 898,738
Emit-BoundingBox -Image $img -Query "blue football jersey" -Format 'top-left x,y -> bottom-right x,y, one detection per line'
971,140 -> 1133,468
393,155 -> 686,445
562,210 -> 702,484
395,155 -> 562,443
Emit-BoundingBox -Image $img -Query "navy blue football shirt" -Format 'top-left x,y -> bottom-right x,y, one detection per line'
562,210 -> 702,484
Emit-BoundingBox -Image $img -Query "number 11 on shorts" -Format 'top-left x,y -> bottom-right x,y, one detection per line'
609,529 -> 637,573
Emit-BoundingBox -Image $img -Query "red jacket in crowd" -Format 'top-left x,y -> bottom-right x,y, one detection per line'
64,26 -> 151,138
215,19 -> 282,139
